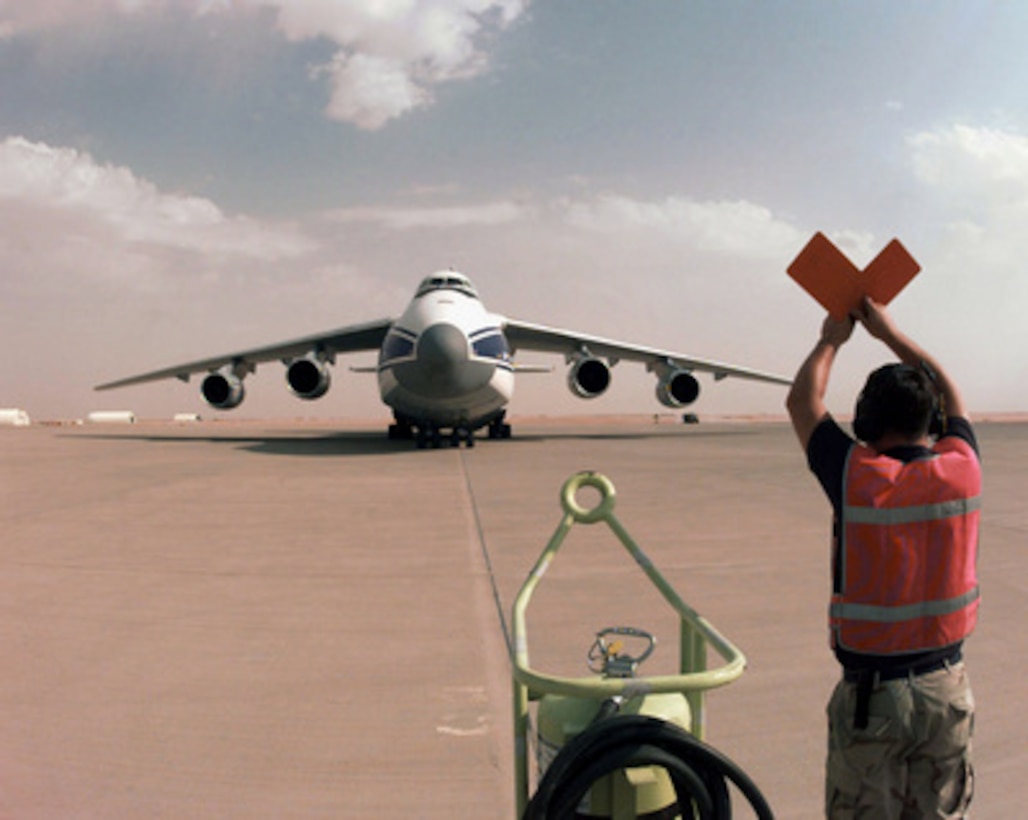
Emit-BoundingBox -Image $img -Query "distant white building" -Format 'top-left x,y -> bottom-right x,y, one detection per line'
0,408 -> 31,427
87,410 -> 136,425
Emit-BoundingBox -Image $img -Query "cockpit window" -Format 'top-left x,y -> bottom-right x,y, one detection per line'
470,330 -> 510,361
380,330 -> 416,364
416,272 -> 479,299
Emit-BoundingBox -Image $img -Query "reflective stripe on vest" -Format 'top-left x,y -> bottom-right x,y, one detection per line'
844,495 -> 981,526
832,437 -> 980,655
830,586 -> 980,624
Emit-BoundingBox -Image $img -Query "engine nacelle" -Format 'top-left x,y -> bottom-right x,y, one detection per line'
567,356 -> 611,399
655,369 -> 700,408
201,371 -> 245,410
286,354 -> 332,400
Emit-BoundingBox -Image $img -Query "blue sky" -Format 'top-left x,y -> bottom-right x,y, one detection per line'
2,1 -> 1026,421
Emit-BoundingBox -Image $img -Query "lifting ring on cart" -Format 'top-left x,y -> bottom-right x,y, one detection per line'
560,471 -> 617,524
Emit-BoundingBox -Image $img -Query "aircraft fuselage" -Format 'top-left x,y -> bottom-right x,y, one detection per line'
377,273 -> 514,432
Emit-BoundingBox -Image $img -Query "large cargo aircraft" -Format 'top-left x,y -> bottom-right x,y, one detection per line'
96,271 -> 790,447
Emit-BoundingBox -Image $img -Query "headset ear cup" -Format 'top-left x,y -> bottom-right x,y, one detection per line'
852,413 -> 866,442
853,396 -> 878,442
919,361 -> 946,438
854,416 -> 881,443
928,397 -> 945,437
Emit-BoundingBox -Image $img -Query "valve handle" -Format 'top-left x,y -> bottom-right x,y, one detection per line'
587,626 -> 656,677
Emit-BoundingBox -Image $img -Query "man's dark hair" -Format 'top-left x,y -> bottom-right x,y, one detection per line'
853,363 -> 937,443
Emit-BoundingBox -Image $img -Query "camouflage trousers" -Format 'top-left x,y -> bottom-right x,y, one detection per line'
825,661 -> 974,819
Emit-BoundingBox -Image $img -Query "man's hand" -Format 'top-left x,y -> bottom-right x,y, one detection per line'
855,296 -> 898,342
855,296 -> 968,420
820,313 -> 855,348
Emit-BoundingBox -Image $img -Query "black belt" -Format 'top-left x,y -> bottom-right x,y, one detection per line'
843,650 -> 960,683
843,650 -> 962,729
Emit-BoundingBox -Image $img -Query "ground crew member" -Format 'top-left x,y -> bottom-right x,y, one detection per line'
786,297 -> 979,818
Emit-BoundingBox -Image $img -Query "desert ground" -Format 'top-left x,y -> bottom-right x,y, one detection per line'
2,416 -> 1024,818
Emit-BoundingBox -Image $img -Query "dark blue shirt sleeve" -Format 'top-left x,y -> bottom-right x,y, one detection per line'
943,416 -> 979,458
806,415 -> 853,516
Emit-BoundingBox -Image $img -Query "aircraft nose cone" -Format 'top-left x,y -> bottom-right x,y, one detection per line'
391,321 -> 493,399
417,323 -> 467,367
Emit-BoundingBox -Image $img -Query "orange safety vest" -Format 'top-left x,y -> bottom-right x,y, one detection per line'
831,437 -> 981,656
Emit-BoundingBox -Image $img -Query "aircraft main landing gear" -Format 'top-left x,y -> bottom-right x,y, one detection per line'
388,419 -> 414,440
487,413 -> 512,440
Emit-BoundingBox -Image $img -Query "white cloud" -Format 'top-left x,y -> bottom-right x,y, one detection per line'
907,124 -> 1028,247
318,52 -> 431,130
824,230 -> 878,267
328,199 -> 530,229
909,124 -> 1028,202
561,194 -> 804,259
255,0 -> 529,128
903,123 -> 1028,397
0,136 -> 316,259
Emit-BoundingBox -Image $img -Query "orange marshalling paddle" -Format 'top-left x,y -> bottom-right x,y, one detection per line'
787,232 -> 920,320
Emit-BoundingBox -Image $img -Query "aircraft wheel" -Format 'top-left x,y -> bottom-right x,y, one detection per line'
488,418 -> 511,439
415,426 -> 433,449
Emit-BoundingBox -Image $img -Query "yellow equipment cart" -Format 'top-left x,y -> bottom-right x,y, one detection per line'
512,471 -> 774,819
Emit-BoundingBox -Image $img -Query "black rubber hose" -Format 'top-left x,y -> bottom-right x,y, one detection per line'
552,743 -> 720,820
524,714 -> 774,820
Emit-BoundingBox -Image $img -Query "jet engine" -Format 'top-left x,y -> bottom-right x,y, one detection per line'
201,370 -> 246,409
655,369 -> 700,408
567,355 -> 611,399
286,353 -> 332,400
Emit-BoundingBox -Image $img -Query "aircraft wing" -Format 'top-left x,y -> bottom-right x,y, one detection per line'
95,318 -> 394,391
502,318 -> 792,385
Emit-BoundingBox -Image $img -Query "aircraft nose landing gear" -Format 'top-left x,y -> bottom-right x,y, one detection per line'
412,423 -> 475,449
393,412 -> 507,448
415,424 -> 442,449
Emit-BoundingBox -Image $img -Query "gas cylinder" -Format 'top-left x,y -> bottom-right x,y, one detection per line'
535,628 -> 691,819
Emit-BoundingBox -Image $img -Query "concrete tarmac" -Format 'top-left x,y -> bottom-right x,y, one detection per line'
1,417 -> 1025,818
